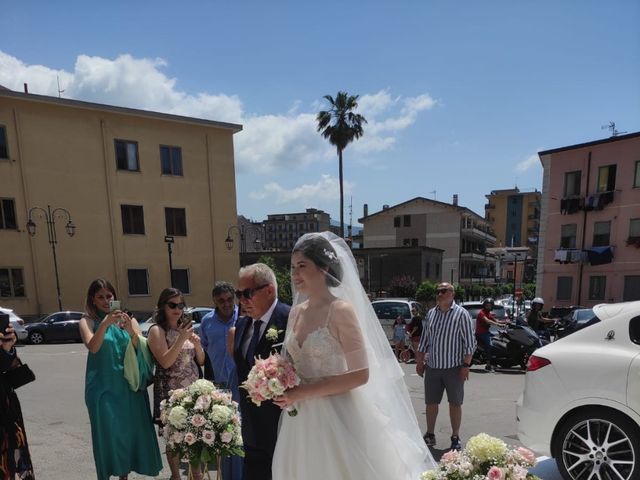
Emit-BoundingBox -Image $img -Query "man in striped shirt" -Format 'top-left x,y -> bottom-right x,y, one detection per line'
416,282 -> 476,451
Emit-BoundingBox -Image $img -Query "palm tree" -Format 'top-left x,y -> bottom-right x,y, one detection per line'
317,91 -> 367,238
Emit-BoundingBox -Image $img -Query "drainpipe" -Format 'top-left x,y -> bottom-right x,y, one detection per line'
577,151 -> 591,305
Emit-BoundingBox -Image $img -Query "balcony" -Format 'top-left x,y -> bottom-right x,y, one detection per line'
554,248 -> 586,264
461,227 -> 497,244
560,196 -> 583,215
584,191 -> 614,211
461,251 -> 490,262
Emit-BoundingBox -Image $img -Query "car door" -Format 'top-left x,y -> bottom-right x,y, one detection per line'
45,314 -> 67,340
67,312 -> 83,340
627,315 -> 640,413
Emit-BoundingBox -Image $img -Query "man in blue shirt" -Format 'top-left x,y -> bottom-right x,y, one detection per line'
200,281 -> 242,480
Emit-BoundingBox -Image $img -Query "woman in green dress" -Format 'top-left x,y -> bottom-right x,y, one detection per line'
79,279 -> 162,480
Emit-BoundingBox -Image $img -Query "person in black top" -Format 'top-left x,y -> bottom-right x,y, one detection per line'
407,307 -> 423,352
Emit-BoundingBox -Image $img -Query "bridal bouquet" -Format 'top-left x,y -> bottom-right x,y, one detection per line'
241,352 -> 300,416
160,379 -> 244,468
421,433 -> 541,480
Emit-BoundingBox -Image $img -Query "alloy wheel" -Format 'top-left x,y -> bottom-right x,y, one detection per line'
30,332 -> 44,344
562,418 -> 635,480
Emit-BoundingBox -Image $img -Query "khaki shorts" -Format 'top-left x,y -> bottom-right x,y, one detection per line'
424,366 -> 465,406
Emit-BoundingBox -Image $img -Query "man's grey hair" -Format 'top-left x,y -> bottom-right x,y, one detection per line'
212,281 -> 235,298
239,263 -> 278,291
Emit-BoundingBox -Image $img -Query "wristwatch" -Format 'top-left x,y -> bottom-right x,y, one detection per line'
462,362 -> 471,368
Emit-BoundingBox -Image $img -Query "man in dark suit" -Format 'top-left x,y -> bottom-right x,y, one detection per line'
233,263 -> 290,480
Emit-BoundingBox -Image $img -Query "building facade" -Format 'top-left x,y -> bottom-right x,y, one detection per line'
262,208 -> 338,251
0,88 -> 242,316
359,196 -> 496,285
536,132 -> 640,307
485,188 -> 541,249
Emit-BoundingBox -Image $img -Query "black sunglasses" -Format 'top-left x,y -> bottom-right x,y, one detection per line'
167,302 -> 186,310
235,284 -> 269,299
436,288 -> 452,295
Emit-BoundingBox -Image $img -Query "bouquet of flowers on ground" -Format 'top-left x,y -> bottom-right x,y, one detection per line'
160,379 -> 244,470
241,352 -> 300,416
421,433 -> 542,480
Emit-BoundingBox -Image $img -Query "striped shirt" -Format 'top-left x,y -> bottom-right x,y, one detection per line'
418,301 -> 476,369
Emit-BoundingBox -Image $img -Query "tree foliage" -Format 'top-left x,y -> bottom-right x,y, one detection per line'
388,275 -> 418,298
258,255 -> 292,305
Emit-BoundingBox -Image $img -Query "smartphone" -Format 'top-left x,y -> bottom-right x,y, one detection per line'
178,312 -> 192,328
109,300 -> 121,312
0,313 -> 9,336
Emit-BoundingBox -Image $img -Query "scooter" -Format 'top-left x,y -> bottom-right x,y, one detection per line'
473,321 -> 542,370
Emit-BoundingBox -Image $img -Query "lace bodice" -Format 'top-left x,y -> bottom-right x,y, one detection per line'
285,325 -> 348,382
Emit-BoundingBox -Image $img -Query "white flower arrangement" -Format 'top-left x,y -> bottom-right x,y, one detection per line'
421,433 -> 541,480
265,326 -> 283,342
160,379 -> 243,468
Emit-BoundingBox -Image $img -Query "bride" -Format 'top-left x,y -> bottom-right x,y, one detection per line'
272,232 -> 437,479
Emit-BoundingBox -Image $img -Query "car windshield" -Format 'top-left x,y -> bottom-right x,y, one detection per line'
576,309 -> 595,321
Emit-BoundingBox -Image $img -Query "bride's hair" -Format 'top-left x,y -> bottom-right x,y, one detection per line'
292,234 -> 343,287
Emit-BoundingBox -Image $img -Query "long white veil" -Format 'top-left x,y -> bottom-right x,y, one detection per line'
286,231 -> 437,476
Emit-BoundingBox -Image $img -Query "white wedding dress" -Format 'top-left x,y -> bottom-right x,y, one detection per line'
272,302 -> 435,479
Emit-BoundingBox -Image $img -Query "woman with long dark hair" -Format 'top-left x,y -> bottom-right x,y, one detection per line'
79,279 -> 162,480
148,287 -> 205,480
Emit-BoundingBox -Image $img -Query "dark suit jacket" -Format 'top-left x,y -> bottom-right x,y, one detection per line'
234,300 -> 290,454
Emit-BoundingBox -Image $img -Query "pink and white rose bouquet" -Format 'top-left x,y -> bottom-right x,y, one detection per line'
241,353 -> 300,416
421,433 -> 541,480
160,379 -> 244,467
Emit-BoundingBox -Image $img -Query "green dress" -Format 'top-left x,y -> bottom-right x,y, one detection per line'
84,313 -> 162,480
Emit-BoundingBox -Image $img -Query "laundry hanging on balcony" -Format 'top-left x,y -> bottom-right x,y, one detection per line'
586,246 -> 614,265
554,249 -> 587,264
560,197 -> 582,214
584,191 -> 614,211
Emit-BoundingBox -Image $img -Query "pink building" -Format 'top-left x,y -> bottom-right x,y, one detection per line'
537,132 -> 640,307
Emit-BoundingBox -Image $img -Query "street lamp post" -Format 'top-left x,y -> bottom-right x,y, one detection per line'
378,253 -> 388,296
225,224 -> 265,253
165,236 -> 175,287
26,205 -> 76,311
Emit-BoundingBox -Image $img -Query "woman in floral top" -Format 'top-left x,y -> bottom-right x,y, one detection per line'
148,288 -> 206,480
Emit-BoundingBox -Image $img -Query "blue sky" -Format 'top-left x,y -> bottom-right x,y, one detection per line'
2,1 -> 639,225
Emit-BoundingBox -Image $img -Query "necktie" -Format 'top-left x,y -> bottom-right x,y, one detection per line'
246,320 -> 263,366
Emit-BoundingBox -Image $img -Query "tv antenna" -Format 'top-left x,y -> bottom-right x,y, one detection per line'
601,121 -> 626,137
429,190 -> 436,200
56,76 -> 65,98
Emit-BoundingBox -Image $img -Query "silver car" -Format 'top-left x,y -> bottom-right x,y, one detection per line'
0,306 -> 28,342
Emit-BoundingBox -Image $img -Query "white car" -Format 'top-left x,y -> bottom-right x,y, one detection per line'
517,300 -> 640,480
139,307 -> 214,337
0,306 -> 28,342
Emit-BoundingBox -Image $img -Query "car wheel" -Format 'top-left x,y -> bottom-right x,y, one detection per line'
554,409 -> 640,480
29,331 -> 45,344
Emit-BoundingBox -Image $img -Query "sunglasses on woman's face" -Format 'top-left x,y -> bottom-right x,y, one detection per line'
235,284 -> 269,300
167,302 -> 186,310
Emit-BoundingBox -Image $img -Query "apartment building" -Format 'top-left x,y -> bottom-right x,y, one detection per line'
536,131 -> 640,306
359,196 -> 496,285
0,87 -> 242,316
262,208 -> 338,251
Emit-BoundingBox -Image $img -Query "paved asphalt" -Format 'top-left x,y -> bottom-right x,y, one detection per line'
13,343 -> 561,479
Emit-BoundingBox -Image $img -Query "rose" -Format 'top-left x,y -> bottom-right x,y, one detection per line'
194,394 -> 212,411
486,466 -> 504,480
220,431 -> 234,443
509,465 -> 528,480
440,450 -> 459,464
184,432 -> 197,445
191,414 -> 206,427
515,446 -> 536,465
202,430 -> 216,446
169,388 -> 186,402
167,406 -> 188,428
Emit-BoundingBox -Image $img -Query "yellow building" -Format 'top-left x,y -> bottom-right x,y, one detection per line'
484,188 -> 540,249
0,87 -> 242,316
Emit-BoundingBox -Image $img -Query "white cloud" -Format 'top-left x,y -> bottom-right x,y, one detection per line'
515,152 -> 541,172
249,174 -> 352,205
0,50 -> 437,173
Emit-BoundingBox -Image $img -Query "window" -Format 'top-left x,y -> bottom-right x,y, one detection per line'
0,268 -> 25,297
403,215 -> 411,227
172,269 -> 190,294
0,199 -> 17,230
0,125 -> 8,159
588,276 -> 606,300
623,276 -> 640,301
411,238 -> 419,247
635,161 -> 640,188
127,269 -> 149,295
165,208 -> 187,236
596,164 -> 617,192
629,218 -> 640,238
564,171 -> 581,197
394,216 -> 401,228
560,224 -> 577,249
425,262 -> 430,277
592,221 -> 611,247
121,205 -> 145,234
160,145 -> 183,176
556,276 -> 573,300
115,140 -> 139,171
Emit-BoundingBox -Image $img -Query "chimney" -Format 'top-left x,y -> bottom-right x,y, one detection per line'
363,203 -> 369,217
452,194 -> 458,206
382,204 -> 389,210
23,83 -> 28,94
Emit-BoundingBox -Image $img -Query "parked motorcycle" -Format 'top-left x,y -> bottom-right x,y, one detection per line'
473,322 -> 541,370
